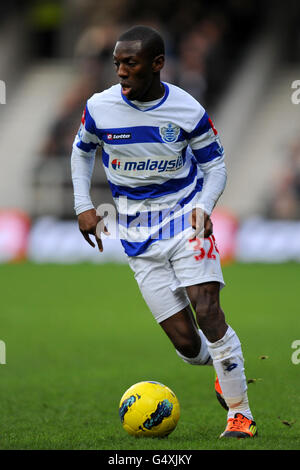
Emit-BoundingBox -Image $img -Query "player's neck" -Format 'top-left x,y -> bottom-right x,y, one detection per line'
137,79 -> 164,102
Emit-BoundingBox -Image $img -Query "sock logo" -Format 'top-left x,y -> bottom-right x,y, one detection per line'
226,363 -> 238,372
222,360 -> 238,373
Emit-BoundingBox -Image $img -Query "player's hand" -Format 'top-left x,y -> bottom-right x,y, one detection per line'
189,208 -> 213,239
78,208 -> 110,252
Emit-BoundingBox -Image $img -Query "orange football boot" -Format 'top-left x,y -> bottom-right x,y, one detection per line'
220,413 -> 257,438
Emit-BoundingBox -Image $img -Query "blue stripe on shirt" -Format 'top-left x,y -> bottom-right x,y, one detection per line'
76,103 -> 98,152
107,162 -> 197,200
121,237 -> 157,256
76,140 -> 98,153
120,212 -> 192,256
98,125 -> 187,145
192,141 -> 224,164
85,103 -> 97,135
187,112 -> 211,139
117,177 -> 203,229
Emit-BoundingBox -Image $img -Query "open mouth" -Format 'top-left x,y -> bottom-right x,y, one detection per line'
121,84 -> 132,97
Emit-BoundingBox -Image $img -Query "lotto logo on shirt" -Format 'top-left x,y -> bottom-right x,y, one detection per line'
107,133 -> 132,140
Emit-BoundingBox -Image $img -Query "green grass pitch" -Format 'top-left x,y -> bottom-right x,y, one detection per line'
0,261 -> 299,450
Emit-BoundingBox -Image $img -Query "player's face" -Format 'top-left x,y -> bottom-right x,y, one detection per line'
113,40 -> 163,101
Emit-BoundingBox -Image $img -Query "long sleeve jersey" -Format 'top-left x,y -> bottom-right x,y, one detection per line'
71,82 -> 227,256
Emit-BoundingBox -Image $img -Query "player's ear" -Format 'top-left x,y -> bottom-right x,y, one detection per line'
152,54 -> 164,73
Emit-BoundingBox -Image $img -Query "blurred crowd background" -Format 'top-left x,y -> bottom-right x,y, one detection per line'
1,0 -> 300,263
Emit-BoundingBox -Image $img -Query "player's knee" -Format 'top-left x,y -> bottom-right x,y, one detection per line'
194,291 -> 220,327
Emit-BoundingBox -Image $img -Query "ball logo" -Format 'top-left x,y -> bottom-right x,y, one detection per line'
107,134 -> 113,140
111,159 -> 121,170
159,123 -> 180,143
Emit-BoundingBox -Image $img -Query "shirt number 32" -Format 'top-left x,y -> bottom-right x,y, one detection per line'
189,235 -> 219,261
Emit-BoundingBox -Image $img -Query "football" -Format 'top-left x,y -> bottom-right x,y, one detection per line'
119,381 -> 180,437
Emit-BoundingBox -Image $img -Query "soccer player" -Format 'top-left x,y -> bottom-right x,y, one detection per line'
71,25 -> 257,438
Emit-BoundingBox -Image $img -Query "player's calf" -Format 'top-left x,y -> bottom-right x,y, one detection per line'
176,328 -> 212,365
189,282 -> 227,343
160,306 -> 202,359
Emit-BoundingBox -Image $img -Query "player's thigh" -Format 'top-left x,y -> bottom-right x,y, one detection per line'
127,253 -> 190,324
171,234 -> 225,291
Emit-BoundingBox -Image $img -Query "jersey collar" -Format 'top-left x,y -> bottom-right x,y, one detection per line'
120,82 -> 169,112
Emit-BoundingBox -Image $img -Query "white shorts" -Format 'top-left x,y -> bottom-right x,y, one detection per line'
127,232 -> 225,323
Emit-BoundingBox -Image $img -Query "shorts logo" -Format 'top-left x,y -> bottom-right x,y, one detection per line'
159,123 -> 180,143
107,133 -> 131,140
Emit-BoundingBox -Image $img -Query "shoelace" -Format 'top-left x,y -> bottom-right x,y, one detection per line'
228,415 -> 249,430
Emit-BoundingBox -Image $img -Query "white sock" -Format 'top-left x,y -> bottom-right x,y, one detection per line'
176,329 -> 213,365
206,325 -> 253,420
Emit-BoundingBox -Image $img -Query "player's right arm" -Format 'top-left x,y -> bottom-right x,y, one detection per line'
71,101 -> 108,251
187,108 -> 227,239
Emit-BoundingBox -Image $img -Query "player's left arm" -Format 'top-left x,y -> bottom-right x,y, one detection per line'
188,111 -> 227,238
71,101 -> 110,251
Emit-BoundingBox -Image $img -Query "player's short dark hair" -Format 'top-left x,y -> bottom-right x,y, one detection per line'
118,25 -> 165,60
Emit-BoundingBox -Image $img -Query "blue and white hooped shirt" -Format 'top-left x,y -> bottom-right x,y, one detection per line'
73,82 -> 224,256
